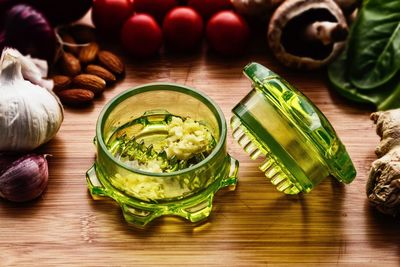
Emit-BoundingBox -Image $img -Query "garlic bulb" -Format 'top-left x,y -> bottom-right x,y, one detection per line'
0,48 -> 63,152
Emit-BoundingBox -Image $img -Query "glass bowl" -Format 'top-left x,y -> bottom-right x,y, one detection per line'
86,83 -> 238,227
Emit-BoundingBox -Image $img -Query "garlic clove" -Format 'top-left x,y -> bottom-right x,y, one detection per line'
0,154 -> 49,202
0,153 -> 20,175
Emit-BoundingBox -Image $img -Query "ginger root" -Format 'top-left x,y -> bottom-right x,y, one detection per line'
368,109 -> 400,216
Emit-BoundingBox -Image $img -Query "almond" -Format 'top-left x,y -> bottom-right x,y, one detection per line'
52,75 -> 72,92
56,89 -> 94,105
61,34 -> 80,55
73,74 -> 106,95
79,43 -> 99,64
85,64 -> 116,83
61,52 -> 81,76
98,51 -> 125,75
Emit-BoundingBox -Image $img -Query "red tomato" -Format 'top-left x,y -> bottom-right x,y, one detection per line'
120,14 -> 163,58
133,0 -> 178,22
92,0 -> 134,37
188,0 -> 232,19
206,11 -> 250,56
163,7 -> 203,52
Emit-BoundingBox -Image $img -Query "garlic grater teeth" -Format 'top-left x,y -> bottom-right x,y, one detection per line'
231,115 -> 302,194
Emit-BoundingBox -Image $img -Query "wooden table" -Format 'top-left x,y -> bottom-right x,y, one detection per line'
1,33 -> 399,266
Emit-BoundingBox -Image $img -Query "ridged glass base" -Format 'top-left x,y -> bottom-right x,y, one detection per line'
86,155 -> 238,228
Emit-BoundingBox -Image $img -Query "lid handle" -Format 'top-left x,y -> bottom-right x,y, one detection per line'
243,62 -> 278,88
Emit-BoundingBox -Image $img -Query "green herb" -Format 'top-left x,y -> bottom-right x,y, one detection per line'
328,0 -> 400,110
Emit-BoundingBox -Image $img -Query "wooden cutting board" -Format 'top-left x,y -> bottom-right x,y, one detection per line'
1,24 -> 399,266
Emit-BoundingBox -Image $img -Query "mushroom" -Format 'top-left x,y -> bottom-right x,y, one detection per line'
231,0 -> 285,17
268,0 -> 348,70
333,0 -> 360,15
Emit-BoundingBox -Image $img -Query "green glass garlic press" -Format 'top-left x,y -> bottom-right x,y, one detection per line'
231,62 -> 356,194
86,83 -> 238,227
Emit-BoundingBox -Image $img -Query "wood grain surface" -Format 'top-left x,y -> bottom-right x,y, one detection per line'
1,20 -> 400,267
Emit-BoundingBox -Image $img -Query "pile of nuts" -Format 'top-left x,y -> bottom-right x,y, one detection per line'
53,25 -> 125,106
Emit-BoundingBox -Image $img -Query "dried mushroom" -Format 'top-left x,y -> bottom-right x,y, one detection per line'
268,0 -> 348,69
368,109 -> 400,216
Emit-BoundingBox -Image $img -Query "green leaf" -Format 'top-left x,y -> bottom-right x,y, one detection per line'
348,0 -> 400,90
328,49 -> 400,110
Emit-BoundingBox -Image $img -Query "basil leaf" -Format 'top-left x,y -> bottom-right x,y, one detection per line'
328,52 -> 373,104
348,0 -> 400,90
328,49 -> 400,110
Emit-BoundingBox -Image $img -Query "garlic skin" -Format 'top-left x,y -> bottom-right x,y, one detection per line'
0,153 -> 19,175
18,50 -> 54,90
0,48 -> 63,152
0,154 -> 49,202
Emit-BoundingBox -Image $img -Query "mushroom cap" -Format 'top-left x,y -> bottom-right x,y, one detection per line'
333,0 -> 360,14
268,0 -> 348,70
232,0 -> 284,17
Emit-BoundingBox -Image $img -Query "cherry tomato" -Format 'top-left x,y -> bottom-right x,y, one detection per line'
133,0 -> 178,22
206,11 -> 250,56
92,0 -> 134,37
163,7 -> 203,52
120,14 -> 163,58
188,0 -> 232,19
